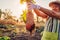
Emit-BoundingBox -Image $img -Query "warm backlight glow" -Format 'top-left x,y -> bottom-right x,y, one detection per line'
11,2 -> 27,20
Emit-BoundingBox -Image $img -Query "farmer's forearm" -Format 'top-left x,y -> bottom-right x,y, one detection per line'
39,7 -> 60,19
39,7 -> 54,17
34,9 -> 48,18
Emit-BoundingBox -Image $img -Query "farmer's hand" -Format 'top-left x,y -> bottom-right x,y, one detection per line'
27,2 -> 40,10
27,2 -> 34,10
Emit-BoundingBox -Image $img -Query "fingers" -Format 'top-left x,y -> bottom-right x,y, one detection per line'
27,3 -> 33,10
27,1 -> 40,10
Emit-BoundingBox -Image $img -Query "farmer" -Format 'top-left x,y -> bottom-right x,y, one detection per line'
27,1 -> 60,40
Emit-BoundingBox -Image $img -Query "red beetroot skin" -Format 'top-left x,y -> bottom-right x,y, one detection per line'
26,23 -> 32,31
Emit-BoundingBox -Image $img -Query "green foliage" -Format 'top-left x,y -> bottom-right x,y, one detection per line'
21,10 -> 27,23
41,31 -> 58,40
6,25 -> 13,29
36,27 -> 44,33
0,36 -> 10,40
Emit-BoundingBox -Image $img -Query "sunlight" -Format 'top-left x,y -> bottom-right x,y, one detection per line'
20,2 -> 27,10
11,2 -> 27,20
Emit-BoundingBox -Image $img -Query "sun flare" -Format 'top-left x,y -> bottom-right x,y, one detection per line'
11,2 -> 27,20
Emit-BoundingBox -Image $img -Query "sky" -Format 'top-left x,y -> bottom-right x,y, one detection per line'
0,0 -> 55,19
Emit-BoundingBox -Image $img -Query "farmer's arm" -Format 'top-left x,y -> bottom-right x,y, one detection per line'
27,2 -> 48,18
33,9 -> 48,18
27,2 -> 60,19
34,7 -> 60,19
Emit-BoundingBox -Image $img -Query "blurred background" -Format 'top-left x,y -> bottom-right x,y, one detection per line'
0,0 -> 58,40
